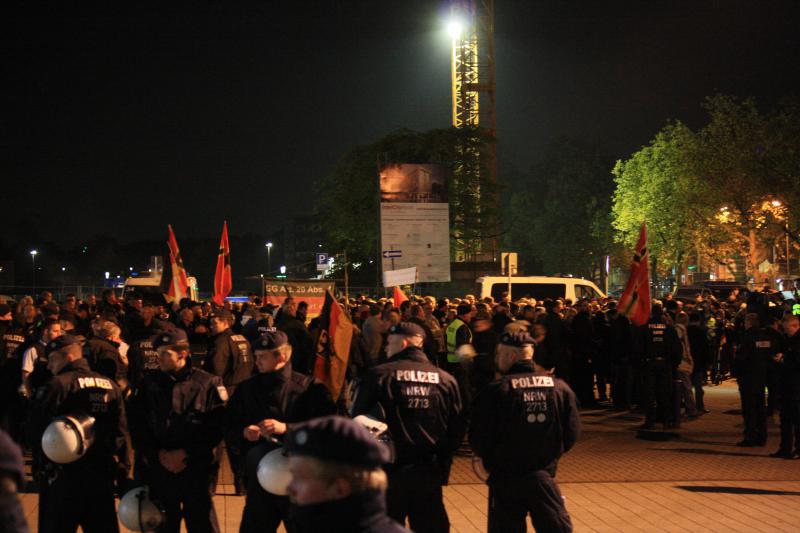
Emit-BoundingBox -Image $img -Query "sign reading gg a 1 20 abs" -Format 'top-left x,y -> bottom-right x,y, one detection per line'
379,164 -> 451,283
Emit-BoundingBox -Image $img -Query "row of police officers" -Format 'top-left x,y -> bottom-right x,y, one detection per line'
22,311 -> 581,532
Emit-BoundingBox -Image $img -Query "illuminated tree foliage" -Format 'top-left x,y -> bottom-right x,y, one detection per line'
612,95 -> 800,283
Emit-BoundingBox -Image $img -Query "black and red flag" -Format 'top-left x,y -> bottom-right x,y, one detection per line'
618,222 -> 651,326
212,221 -> 232,306
166,224 -> 191,304
313,290 -> 353,402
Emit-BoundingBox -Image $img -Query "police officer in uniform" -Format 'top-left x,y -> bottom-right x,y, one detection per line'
352,322 -> 465,533
734,313 -> 778,446
128,330 -> 226,533
470,332 -> 580,533
205,307 -> 254,393
284,415 -> 410,533
0,304 -> 27,441
772,314 -> 800,459
636,304 -> 682,430
0,429 -> 29,533
28,335 -> 130,533
127,320 -> 172,391
225,330 -> 335,531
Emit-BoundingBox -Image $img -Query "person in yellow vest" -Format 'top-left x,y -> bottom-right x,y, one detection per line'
446,303 -> 476,409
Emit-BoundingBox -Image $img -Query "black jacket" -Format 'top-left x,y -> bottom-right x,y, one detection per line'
277,316 -> 315,375
290,490 -> 410,533
27,358 -> 129,476
205,329 -> 254,391
128,362 -> 226,469
470,360 -> 580,480
352,347 -> 465,466
127,337 -> 160,389
224,362 -> 335,459
84,337 -> 127,385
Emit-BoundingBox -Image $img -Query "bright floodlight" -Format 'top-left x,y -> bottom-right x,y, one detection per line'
279,265 -> 287,274
266,242 -> 273,248
772,200 -> 782,207
447,17 -> 463,39
30,249 -> 38,256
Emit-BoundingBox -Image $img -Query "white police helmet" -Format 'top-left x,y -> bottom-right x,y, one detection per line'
118,486 -> 163,532
41,414 -> 95,464
455,344 -> 477,361
257,448 -> 292,495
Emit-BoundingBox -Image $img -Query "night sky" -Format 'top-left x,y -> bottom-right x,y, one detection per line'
4,0 -> 799,247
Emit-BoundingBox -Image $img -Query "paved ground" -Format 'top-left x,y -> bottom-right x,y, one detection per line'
19,380 -> 800,532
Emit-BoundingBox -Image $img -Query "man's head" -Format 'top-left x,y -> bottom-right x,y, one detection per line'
46,335 -> 81,374
456,303 -> 474,321
495,332 -> 535,374
385,322 -> 425,358
100,321 -> 121,342
42,319 -> 62,344
253,330 -> 292,373
209,308 -> 233,334
141,302 -> 155,322
0,303 -> 11,322
285,416 -> 390,506
152,330 -> 191,373
783,314 -> 800,338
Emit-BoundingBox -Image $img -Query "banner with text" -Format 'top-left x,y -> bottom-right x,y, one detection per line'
263,279 -> 334,320
382,266 -> 418,287
379,163 -> 451,283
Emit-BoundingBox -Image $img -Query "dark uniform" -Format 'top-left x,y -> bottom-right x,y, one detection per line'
636,309 -> 682,429
205,327 -> 254,394
352,323 -> 465,533
128,331 -> 226,533
284,416 -> 410,533
84,337 -> 127,387
0,429 -> 30,533
470,333 -> 580,533
225,331 -> 335,532
0,316 -> 26,441
775,327 -> 800,458
27,336 -> 130,533
734,325 -> 778,445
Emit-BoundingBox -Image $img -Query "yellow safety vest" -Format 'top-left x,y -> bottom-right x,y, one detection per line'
446,318 -> 471,363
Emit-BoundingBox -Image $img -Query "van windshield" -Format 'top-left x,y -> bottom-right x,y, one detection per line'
491,283 -> 566,301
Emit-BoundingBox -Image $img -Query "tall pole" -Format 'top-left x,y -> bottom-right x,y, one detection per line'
266,242 -> 273,275
787,222 -> 791,277
30,250 -> 38,296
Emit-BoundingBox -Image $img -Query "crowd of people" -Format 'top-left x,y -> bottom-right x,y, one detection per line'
0,283 -> 798,532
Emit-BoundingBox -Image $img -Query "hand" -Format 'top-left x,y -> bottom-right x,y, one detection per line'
158,449 -> 187,473
243,425 -> 261,442
258,419 -> 287,437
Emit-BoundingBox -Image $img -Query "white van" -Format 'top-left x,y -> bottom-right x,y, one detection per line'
477,276 -> 606,302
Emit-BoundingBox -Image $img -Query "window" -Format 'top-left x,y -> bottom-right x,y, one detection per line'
491,283 -> 566,301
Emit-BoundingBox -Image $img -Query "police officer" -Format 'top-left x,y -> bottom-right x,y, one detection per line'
27,335 -> 130,533
0,304 -> 26,441
636,304 -> 682,430
205,307 -> 254,394
127,319 -> 172,391
772,314 -> 800,459
352,322 -> 465,533
225,330 -> 335,531
734,313 -> 778,446
284,415 -> 410,533
470,332 -> 580,533
128,330 -> 226,533
20,319 -> 62,396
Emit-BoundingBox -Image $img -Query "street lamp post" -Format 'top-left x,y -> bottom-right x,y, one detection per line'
30,250 -> 38,296
266,242 -> 273,275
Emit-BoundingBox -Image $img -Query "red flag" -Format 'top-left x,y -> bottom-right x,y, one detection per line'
393,286 -> 408,307
166,225 -> 191,303
314,291 -> 353,401
618,223 -> 651,326
212,221 -> 232,306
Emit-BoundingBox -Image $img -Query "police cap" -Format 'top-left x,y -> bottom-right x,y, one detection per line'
387,321 -> 425,338
285,415 -> 390,468
499,331 -> 535,347
253,330 -> 288,351
45,335 -> 81,355
152,329 -> 189,349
